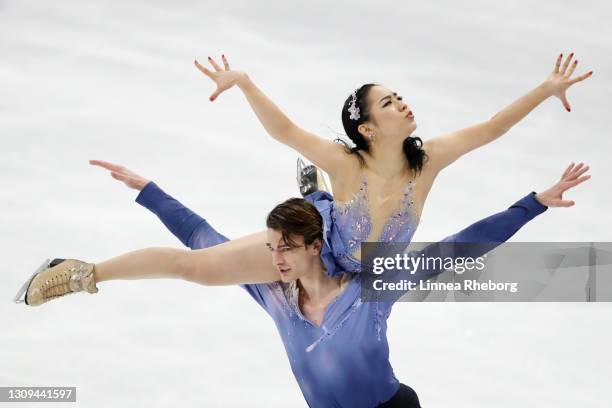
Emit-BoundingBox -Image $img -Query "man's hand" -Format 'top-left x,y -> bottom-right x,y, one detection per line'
89,160 -> 150,191
535,162 -> 590,207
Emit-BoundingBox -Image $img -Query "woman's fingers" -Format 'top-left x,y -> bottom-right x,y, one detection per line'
560,52 -> 574,75
560,93 -> 571,112
221,54 -> 230,70
554,53 -> 563,73
207,56 -> 223,72
210,87 -> 222,102
194,60 -> 214,78
565,59 -> 578,78
569,70 -> 593,85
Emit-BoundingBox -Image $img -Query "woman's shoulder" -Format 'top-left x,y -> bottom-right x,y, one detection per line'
328,154 -> 365,201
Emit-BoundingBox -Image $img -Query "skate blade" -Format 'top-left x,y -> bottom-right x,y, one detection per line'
14,259 -> 51,304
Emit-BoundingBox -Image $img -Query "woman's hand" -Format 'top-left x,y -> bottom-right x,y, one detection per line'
194,54 -> 246,102
535,162 -> 590,207
89,160 -> 150,191
544,52 -> 593,112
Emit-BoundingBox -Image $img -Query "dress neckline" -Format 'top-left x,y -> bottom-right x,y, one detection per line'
333,176 -> 419,230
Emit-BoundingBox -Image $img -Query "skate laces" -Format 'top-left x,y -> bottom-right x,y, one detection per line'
40,262 -> 95,300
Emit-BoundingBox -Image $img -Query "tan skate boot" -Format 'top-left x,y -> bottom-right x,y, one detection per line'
21,259 -> 98,306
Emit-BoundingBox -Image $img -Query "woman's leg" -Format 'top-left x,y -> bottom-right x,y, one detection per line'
95,230 -> 278,286
23,230 -> 279,306
182,230 -> 280,285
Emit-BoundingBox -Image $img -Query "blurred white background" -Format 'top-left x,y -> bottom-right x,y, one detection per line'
1,0 -> 610,406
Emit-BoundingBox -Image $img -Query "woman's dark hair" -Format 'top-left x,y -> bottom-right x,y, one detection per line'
338,83 -> 427,174
266,198 -> 323,248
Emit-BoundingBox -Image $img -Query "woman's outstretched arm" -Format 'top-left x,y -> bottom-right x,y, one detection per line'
424,52 -> 593,170
193,55 -> 351,178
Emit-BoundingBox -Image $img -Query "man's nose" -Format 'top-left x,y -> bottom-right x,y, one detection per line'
271,251 -> 285,265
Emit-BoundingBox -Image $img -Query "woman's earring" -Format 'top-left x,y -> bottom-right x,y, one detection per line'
369,133 -> 376,142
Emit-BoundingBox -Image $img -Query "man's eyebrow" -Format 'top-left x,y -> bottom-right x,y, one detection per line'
379,92 -> 397,104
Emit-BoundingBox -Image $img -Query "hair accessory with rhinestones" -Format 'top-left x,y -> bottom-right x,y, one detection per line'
347,90 -> 360,121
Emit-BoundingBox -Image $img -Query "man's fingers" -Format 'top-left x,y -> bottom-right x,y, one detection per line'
110,171 -> 129,182
572,175 -> 591,186
571,165 -> 590,180
565,162 -> 586,180
568,162 -> 584,176
561,162 -> 575,179
557,199 -> 575,207
89,159 -> 122,172
561,175 -> 591,191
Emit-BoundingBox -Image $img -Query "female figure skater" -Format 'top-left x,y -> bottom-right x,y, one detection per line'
19,161 -> 589,408
189,51 -> 592,275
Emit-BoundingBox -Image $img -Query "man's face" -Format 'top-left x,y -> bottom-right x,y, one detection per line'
265,229 -> 321,282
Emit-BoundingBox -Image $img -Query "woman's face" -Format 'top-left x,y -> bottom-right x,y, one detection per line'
363,85 -> 417,142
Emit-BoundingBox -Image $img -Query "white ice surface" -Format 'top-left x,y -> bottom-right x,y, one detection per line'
1,1 -> 611,407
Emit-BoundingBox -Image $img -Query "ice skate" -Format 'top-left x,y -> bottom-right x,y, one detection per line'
15,258 -> 98,306
296,157 -> 330,197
